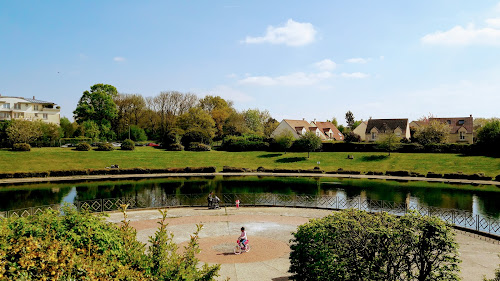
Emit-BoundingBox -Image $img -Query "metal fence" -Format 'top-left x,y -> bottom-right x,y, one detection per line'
2,193 -> 500,238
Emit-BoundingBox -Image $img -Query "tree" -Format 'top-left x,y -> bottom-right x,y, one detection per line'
295,131 -> 322,158
274,131 -> 294,154
223,111 -> 249,136
414,120 -> 450,145
38,122 -> 61,147
345,110 -> 355,129
263,118 -> 279,137
330,118 -> 338,127
289,209 -> 460,281
6,120 -> 43,145
477,119 -> 500,147
154,91 -> 198,135
114,93 -> 146,138
73,84 -> 118,126
60,117 -> 77,138
376,132 -> 401,156
344,131 -> 361,143
177,107 -> 216,139
81,120 -> 100,142
198,95 -> 233,139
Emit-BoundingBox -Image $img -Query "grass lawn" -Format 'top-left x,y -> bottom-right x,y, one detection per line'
0,146 -> 499,177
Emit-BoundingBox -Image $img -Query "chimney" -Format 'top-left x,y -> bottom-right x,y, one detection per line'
303,118 -> 305,121
470,114 -> 472,118
33,96 -> 35,100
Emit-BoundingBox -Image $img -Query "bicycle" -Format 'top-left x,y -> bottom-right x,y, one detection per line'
234,239 -> 250,254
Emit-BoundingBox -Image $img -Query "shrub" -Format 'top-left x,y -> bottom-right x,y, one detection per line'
96,142 -> 114,151
221,135 -> 269,151
426,172 -> 443,178
12,143 -> 31,151
187,142 -> 211,151
76,142 -> 91,151
289,209 -> 460,281
121,139 -> 135,150
167,143 -> 184,151
0,205 -> 220,280
344,131 -> 361,143
181,128 -> 212,148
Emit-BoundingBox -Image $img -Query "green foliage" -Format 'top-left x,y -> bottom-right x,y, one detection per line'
187,142 -> 211,151
376,133 -> 402,156
345,110 -> 355,129
162,130 -> 181,147
181,128 -> 213,147
221,134 -> 269,151
96,142 -> 114,151
274,131 -> 294,153
12,143 -> 31,151
167,143 -> 184,151
37,122 -> 61,147
121,139 -> 135,150
75,142 -> 91,151
73,84 -> 118,126
177,107 -> 216,139
129,125 -> 147,141
477,120 -> 500,146
414,120 -> 450,145
6,120 -> 43,145
0,205 -> 220,280
60,117 -> 77,138
344,131 -> 361,143
294,131 -> 322,158
81,120 -> 100,142
289,209 -> 461,281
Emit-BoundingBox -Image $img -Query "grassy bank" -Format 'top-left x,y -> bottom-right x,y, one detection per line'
0,147 -> 499,176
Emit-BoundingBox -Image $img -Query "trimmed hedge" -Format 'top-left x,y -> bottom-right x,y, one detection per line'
96,142 -> 114,151
220,135 -> 270,151
12,143 -> 31,151
320,142 -> 474,154
76,142 -> 91,151
120,139 -> 135,150
187,142 -> 211,151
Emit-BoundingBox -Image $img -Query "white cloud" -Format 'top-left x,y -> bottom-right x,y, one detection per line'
314,59 -> 336,71
422,24 -> 500,46
486,18 -> 500,28
239,71 -> 333,86
346,57 -> 369,64
341,72 -> 370,79
197,85 -> 254,103
243,19 -> 317,46
226,73 -> 238,79
113,57 -> 126,62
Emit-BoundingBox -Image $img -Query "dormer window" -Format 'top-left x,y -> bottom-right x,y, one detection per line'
458,120 -> 465,125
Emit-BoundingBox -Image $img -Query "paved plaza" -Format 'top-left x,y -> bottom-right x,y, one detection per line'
106,207 -> 500,281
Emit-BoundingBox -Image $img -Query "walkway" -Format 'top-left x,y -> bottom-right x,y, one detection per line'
106,207 -> 500,281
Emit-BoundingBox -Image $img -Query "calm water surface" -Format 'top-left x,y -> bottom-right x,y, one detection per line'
1,176 -> 499,218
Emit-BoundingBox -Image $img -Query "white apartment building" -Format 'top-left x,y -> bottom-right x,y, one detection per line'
0,95 -> 60,125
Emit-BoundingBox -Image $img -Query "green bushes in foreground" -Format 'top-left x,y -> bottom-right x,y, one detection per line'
289,209 -> 461,281
0,205 -> 220,280
120,139 -> 135,150
12,143 -> 31,151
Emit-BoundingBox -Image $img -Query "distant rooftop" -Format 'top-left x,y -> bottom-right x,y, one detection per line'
0,95 -> 56,104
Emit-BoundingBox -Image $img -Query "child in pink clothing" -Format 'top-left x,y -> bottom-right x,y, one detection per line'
239,227 -> 247,248
236,199 -> 240,209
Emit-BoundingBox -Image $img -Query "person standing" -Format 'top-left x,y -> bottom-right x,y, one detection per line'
236,199 -> 240,209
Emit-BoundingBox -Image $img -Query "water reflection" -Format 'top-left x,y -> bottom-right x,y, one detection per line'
0,176 -> 499,218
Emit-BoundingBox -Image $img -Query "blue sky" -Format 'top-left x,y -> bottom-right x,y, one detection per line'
1,1 -> 500,124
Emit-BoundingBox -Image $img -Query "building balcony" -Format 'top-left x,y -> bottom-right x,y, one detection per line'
41,107 -> 60,112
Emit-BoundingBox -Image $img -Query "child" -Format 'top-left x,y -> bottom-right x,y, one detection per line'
239,227 -> 247,249
236,199 -> 240,209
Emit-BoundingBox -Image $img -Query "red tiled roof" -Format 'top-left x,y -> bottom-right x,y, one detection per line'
313,121 -> 344,141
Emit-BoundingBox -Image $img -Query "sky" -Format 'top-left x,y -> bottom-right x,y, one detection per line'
1,1 -> 500,125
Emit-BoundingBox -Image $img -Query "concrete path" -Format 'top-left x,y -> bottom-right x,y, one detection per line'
106,207 -> 500,281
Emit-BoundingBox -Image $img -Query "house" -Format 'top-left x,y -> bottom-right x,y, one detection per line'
409,120 -> 428,129
270,119 -> 323,139
365,118 -> 410,141
311,121 -> 344,141
0,95 -> 60,125
352,121 -> 367,141
429,115 -> 474,144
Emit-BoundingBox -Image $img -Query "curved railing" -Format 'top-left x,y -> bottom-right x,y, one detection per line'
1,193 -> 499,238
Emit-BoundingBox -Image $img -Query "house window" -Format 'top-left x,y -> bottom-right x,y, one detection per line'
396,132 -> 401,137
34,105 -> 39,111
0,113 -> 11,118
460,131 -> 466,140
458,120 -> 465,125
14,113 -> 24,118
43,113 -> 48,119
34,113 -> 38,117
1,104 -> 8,109
371,132 -> 377,140
14,103 -> 21,109
447,120 -> 451,125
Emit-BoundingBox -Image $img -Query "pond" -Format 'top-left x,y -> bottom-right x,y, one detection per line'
1,176 -> 500,219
